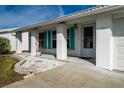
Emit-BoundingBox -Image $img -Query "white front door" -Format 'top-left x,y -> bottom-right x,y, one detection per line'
81,24 -> 96,58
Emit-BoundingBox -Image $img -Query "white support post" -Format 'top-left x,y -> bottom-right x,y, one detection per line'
56,23 -> 67,60
16,32 -> 22,54
96,15 -> 113,70
31,31 -> 38,57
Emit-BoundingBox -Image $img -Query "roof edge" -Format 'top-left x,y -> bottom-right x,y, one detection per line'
12,5 -> 124,32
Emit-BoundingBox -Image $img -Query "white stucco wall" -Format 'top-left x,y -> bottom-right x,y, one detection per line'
0,31 -> 29,52
96,15 -> 114,70
42,49 -> 56,54
0,32 -> 16,51
113,18 -> 124,71
22,32 -> 29,51
31,31 -> 38,56
16,32 -> 22,54
56,24 -> 67,60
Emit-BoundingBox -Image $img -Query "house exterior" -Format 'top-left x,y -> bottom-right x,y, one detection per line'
1,5 -> 124,71
0,28 -> 18,51
0,28 -> 29,52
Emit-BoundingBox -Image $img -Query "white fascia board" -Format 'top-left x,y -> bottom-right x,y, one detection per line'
0,28 -> 19,33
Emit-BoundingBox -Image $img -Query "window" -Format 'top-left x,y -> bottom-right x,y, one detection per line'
84,26 -> 93,48
67,27 -> 75,50
67,29 -> 70,49
39,32 -> 45,48
52,30 -> 56,48
39,30 -> 56,49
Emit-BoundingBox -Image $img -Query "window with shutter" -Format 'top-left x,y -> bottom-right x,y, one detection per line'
68,26 -> 75,50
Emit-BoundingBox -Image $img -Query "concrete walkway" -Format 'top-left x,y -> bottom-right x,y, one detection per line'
5,57 -> 124,88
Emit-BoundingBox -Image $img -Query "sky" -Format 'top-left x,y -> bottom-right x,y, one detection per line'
0,5 -> 95,29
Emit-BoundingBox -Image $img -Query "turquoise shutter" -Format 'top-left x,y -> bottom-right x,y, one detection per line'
48,31 -> 52,49
43,31 -> 47,49
69,26 -> 75,50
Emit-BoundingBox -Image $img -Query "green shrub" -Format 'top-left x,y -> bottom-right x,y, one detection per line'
0,37 -> 11,54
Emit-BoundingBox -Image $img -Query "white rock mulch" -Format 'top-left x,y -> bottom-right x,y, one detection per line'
14,56 -> 66,75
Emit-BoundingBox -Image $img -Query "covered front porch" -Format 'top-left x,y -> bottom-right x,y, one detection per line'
16,23 -> 96,58
15,14 -> 114,71
16,23 -> 68,60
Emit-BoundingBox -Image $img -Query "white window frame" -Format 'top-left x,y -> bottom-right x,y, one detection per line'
39,32 -> 45,49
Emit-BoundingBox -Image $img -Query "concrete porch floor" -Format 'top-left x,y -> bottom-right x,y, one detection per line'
4,54 -> 124,88
19,52 -> 96,63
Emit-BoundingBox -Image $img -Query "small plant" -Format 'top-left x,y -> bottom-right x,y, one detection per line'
0,37 -> 11,54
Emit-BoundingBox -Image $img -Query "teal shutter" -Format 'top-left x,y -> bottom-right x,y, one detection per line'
43,31 -> 47,49
48,31 -> 52,49
69,26 -> 75,50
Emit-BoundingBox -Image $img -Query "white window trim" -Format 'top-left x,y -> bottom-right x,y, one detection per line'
81,23 -> 96,49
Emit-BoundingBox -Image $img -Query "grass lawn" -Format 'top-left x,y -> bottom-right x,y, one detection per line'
0,56 -> 24,87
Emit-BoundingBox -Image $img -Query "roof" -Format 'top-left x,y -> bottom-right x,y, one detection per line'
0,28 -> 19,33
5,5 -> 124,32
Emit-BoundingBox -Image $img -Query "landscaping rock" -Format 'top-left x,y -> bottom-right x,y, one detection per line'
14,55 -> 66,75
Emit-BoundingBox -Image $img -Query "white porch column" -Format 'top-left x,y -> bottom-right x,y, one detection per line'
16,32 -> 22,54
56,23 -> 67,60
31,31 -> 38,57
96,15 -> 113,70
